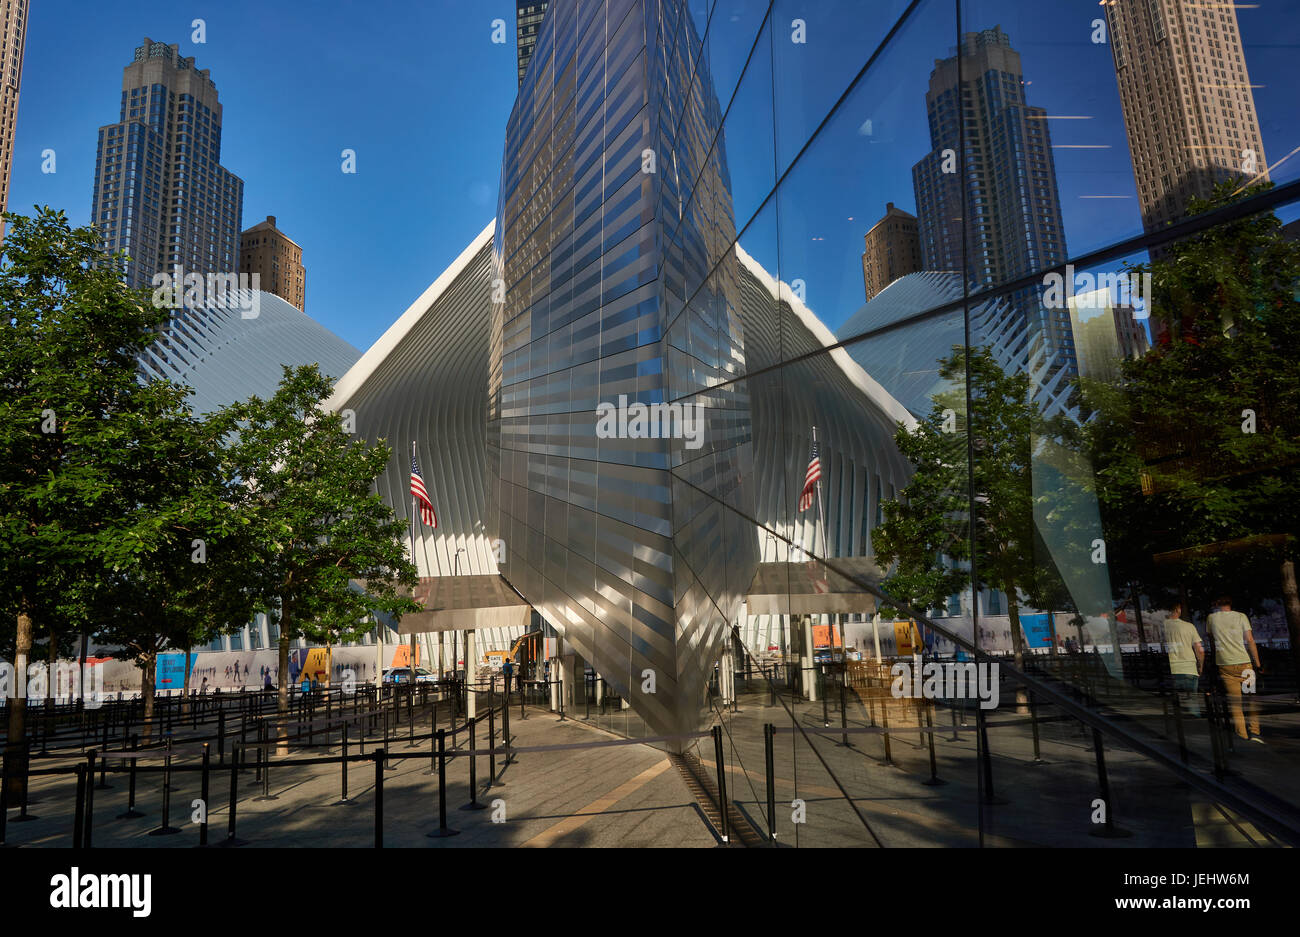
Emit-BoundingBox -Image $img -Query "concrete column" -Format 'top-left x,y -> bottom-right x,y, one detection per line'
465,630 -> 477,718
720,647 -> 735,704
549,658 -> 559,711
565,654 -> 582,713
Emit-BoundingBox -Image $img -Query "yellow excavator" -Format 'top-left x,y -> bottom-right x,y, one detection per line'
483,631 -> 542,671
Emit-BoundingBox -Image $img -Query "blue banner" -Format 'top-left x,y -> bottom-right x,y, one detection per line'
155,653 -> 199,690
1020,613 -> 1054,649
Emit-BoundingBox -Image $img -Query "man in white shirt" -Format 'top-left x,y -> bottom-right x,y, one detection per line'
1207,596 -> 1263,742
1163,603 -> 1203,715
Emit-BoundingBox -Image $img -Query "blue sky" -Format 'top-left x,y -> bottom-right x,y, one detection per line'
10,0 -> 519,351
9,0 -> 1300,348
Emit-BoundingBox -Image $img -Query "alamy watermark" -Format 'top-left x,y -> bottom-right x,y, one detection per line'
595,395 -> 704,450
1042,264 -> 1152,317
0,661 -> 105,709
890,655 -> 999,709
151,267 -> 261,319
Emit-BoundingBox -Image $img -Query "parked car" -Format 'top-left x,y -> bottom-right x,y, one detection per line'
382,666 -> 439,685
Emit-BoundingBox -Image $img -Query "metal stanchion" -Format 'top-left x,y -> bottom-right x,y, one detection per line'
880,691 -> 895,767
255,730 -> 277,802
764,723 -> 776,844
1026,689 -> 1047,766
1088,727 -> 1131,838
461,716 -> 484,811
149,748 -> 181,835
382,707 -> 394,771
374,750 -> 384,848
337,723 -> 351,805
199,744 -> 210,846
73,765 -> 86,849
428,730 -> 460,837
502,690 -> 511,767
216,743 -> 245,847
712,725 -> 729,844
837,677 -> 850,747
487,702 -> 499,787
117,736 -> 144,819
923,700 -> 946,786
83,751 -> 96,847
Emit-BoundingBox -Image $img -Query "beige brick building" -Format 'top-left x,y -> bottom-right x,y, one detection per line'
239,215 -> 306,312
1105,0 -> 1268,232
861,202 -> 923,303
0,0 -> 30,244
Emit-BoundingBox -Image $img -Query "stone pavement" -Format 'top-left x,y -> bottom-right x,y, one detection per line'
3,704 -> 720,848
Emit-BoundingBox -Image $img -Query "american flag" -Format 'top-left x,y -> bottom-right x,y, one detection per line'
798,439 -> 821,513
410,454 -> 437,528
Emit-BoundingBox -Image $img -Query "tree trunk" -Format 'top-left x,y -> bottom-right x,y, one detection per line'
140,649 -> 157,743
4,599 -> 33,799
1006,593 -> 1029,714
1281,557 -> 1300,699
277,616 -> 291,755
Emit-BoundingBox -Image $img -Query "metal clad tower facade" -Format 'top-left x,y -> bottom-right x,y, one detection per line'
490,0 -> 754,739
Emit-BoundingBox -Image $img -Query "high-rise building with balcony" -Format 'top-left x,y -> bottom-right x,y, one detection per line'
90,38 -> 244,289
861,202 -> 923,302
912,26 -> 1073,379
0,0 -> 29,244
240,215 -> 307,313
1104,0 -> 1268,233
516,2 -> 549,87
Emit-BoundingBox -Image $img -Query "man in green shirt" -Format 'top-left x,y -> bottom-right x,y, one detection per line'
1207,596 -> 1264,742
1163,603 -> 1203,715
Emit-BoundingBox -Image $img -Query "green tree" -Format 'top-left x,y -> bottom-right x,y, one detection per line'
1074,181 -> 1300,675
875,346 -> 1067,674
0,208 -> 203,790
89,402 -> 259,737
212,364 -> 421,750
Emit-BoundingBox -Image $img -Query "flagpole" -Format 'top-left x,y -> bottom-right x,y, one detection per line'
411,441 -> 440,675
812,426 -> 831,652
408,441 -> 420,678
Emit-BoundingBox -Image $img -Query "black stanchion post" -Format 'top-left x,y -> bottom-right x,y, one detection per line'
923,700 -> 946,787
83,752 -> 96,848
199,744 -> 210,846
1172,690 -> 1188,764
374,750 -> 384,848
255,727 -> 277,802
217,709 -> 226,765
764,723 -> 776,844
838,677 -> 849,747
428,729 -> 460,836
880,690 -> 895,766
117,736 -> 144,819
1027,689 -> 1046,766
712,725 -> 729,843
217,743 -> 244,847
487,703 -> 497,786
1089,727 -> 1131,838
73,765 -> 86,849
149,748 -> 180,835
383,707 -> 393,770
461,716 -> 483,810
502,691 -> 511,767
338,722 -> 350,804
0,755 -> 7,846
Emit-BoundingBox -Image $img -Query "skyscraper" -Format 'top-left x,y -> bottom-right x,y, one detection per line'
1105,0 -> 1268,233
240,215 -> 307,312
0,0 -> 29,244
911,26 -> 1073,377
91,38 -> 244,289
515,1 -> 549,86
861,202 -> 923,302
